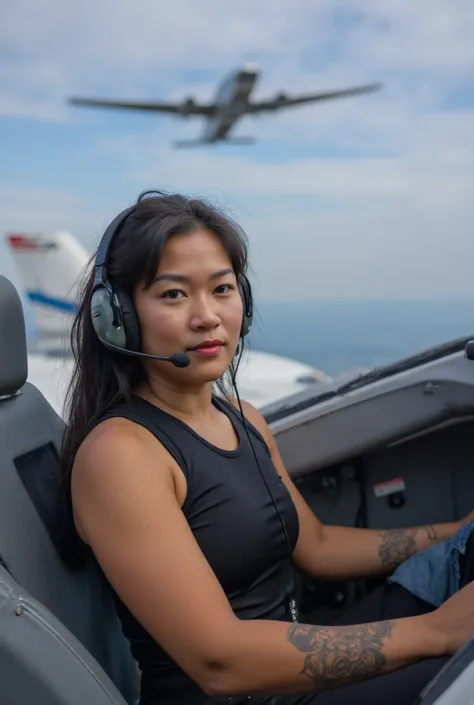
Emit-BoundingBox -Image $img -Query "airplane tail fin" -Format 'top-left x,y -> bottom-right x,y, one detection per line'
173,137 -> 256,148
6,232 -> 90,351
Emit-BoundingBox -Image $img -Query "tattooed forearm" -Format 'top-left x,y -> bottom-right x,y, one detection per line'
287,621 -> 394,690
377,525 -> 440,573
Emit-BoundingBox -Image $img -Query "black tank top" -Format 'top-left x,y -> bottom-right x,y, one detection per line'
96,395 -> 300,705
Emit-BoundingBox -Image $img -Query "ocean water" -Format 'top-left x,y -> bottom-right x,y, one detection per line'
23,298 -> 474,379
247,300 -> 474,377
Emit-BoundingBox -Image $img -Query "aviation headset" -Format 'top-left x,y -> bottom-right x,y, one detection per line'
90,203 -> 299,623
90,204 -> 254,356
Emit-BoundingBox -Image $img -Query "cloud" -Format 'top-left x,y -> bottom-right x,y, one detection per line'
0,184 -> 97,286
1,0 -> 474,300
96,105 -> 474,224
0,0 -> 328,118
94,93 -> 474,301
0,183 -> 99,234
3,0 -> 472,118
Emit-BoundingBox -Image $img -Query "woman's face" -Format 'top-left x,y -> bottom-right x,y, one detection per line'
133,228 -> 244,384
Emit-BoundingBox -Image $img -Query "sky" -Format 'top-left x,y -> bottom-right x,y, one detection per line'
1,0 -> 474,302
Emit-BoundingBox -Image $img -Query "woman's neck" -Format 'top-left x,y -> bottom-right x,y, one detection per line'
136,375 -> 215,423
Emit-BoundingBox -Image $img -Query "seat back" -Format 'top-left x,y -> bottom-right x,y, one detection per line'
0,564 -> 127,705
0,275 -> 138,704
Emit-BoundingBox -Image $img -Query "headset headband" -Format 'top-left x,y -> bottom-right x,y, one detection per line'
93,206 -> 136,287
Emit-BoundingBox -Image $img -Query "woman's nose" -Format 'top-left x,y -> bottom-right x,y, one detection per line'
190,298 -> 221,329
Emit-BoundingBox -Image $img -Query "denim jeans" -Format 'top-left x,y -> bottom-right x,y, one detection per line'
389,519 -> 474,607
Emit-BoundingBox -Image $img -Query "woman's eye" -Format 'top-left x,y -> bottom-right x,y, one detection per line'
161,289 -> 185,300
215,283 -> 234,294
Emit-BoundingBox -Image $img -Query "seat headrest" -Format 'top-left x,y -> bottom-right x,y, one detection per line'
0,276 -> 28,397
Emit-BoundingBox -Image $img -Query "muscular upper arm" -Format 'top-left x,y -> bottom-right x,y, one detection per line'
71,419 -> 238,689
237,400 -> 325,571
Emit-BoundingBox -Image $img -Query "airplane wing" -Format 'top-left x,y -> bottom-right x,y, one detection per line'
68,96 -> 216,117
246,82 -> 382,113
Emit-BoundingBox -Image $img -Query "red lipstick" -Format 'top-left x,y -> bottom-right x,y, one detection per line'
188,339 -> 223,356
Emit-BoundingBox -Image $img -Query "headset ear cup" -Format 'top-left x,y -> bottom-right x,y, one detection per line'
91,287 -> 128,349
114,287 -> 141,352
239,275 -> 253,338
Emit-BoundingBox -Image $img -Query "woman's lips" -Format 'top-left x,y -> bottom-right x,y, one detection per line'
188,341 -> 223,356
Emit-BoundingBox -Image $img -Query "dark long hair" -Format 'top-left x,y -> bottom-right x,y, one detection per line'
60,190 -> 249,482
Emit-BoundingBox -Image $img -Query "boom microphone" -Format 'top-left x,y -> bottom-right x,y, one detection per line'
100,339 -> 191,367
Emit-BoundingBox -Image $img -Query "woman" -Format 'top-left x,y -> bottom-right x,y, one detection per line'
62,190 -> 474,705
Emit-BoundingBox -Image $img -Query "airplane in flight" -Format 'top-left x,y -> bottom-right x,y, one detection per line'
68,63 -> 382,148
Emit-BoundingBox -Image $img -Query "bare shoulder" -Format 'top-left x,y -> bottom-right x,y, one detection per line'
71,416 -> 177,540
73,416 -> 173,489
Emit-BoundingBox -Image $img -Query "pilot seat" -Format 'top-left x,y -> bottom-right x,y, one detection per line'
0,275 -> 138,705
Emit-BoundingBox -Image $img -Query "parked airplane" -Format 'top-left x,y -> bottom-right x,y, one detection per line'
5,231 -> 330,415
68,63 -> 382,147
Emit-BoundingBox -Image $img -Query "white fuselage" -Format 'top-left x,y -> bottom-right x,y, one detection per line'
27,348 -> 328,417
202,67 -> 259,142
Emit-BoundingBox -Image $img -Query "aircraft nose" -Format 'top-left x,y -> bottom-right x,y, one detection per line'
243,62 -> 259,75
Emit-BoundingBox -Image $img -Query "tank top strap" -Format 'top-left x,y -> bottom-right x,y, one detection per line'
212,395 -> 271,457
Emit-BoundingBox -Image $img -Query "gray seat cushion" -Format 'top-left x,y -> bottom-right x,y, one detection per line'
0,564 -> 128,705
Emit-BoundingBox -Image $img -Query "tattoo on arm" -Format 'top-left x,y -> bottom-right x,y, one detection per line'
377,526 -> 440,573
287,621 -> 394,690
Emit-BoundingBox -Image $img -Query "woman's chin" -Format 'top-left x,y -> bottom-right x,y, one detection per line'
186,354 -> 233,383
